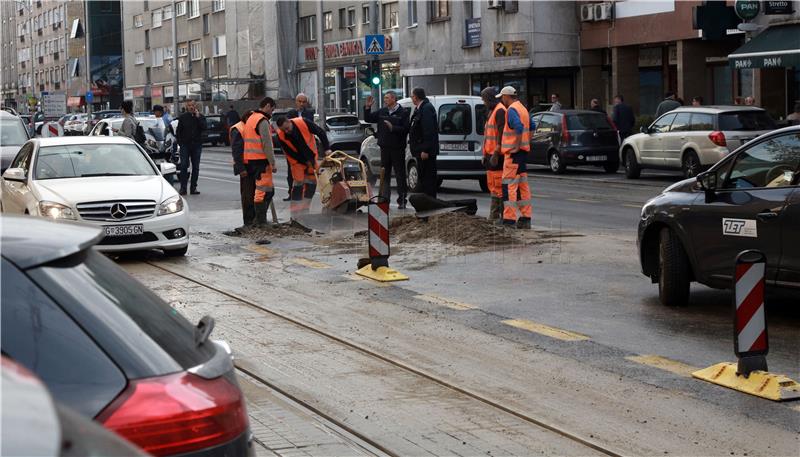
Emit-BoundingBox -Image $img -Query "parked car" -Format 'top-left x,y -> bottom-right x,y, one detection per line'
83,110 -> 122,134
0,110 -> 31,172
88,116 -> 173,164
621,106 -> 777,179
1,215 -> 254,456
1,136 -> 188,256
529,110 -> 620,174
202,114 -> 228,146
62,113 -> 89,135
638,125 -> 799,306
1,356 -> 147,456
325,114 -> 370,153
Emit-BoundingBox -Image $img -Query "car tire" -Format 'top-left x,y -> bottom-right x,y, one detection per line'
549,151 -> 566,174
362,157 -> 378,185
603,161 -> 619,174
479,176 -> 489,193
624,148 -> 641,179
407,161 -> 423,193
682,150 -> 701,179
437,178 -> 444,190
164,246 -> 188,257
658,227 -> 690,307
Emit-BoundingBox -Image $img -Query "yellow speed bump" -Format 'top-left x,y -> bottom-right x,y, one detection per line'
692,362 -> 800,401
502,319 -> 590,342
355,265 -> 409,282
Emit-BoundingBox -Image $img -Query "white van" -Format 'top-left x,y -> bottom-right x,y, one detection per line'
359,95 -> 488,192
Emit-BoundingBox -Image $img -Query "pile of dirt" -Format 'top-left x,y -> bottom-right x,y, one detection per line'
389,212 -> 539,247
223,221 -> 316,240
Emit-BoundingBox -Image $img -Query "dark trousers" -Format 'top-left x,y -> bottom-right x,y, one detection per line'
380,147 -> 407,203
285,157 -> 293,195
239,164 -> 257,226
179,143 -> 202,190
418,155 -> 438,198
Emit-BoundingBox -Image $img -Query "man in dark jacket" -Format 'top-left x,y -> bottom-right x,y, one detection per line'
228,110 -> 253,232
611,94 -> 635,139
364,91 -> 410,208
655,92 -> 681,117
408,87 -> 438,198
175,100 -> 207,195
225,105 -> 240,128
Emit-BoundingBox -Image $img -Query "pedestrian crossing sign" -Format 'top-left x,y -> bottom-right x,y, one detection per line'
365,34 -> 385,55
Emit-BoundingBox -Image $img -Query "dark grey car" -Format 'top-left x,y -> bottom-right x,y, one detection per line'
0,111 -> 31,172
638,126 -> 800,306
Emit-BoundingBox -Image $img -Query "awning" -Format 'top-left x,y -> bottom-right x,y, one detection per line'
729,24 -> 800,69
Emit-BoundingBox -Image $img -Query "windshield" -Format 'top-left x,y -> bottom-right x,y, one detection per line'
328,116 -> 360,127
0,119 -> 30,146
34,143 -> 157,180
567,113 -> 613,130
718,111 -> 776,131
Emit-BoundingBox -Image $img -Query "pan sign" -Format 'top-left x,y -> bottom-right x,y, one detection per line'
764,1 -> 793,14
735,0 -> 760,20
494,40 -> 527,58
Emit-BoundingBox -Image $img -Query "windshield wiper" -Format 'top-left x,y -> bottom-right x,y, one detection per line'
80,173 -> 136,177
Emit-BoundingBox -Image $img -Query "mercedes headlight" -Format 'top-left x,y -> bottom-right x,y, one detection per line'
158,195 -> 184,216
38,201 -> 76,220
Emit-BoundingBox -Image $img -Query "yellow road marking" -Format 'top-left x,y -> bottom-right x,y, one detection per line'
415,294 -> 477,311
626,355 -> 699,377
291,257 -> 330,269
501,319 -> 590,342
791,404 -> 800,413
566,198 -> 600,203
245,244 -> 276,257
622,203 -> 642,208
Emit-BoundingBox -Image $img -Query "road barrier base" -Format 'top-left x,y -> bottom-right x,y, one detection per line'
355,265 -> 409,282
692,362 -> 800,401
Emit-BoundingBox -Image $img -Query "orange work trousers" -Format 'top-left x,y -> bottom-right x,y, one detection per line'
501,153 -> 532,224
287,156 -> 317,213
254,165 -> 275,204
486,169 -> 503,199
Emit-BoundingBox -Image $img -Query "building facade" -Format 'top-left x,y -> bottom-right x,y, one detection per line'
1,1 -> 18,107
400,0 -> 580,111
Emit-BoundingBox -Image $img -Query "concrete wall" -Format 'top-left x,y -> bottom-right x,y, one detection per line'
1,1 -> 18,103
581,1 -> 701,50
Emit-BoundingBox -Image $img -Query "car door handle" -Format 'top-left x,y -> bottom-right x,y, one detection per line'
756,211 -> 780,221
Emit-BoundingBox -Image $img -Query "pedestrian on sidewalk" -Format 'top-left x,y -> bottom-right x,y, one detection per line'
175,99 -> 207,196
549,93 -> 562,112
590,98 -> 606,114
364,91 -> 410,208
225,104 -> 240,128
275,114 -> 331,218
480,87 -> 506,221
119,101 -> 137,140
153,105 -> 176,185
787,102 -> 800,125
692,96 -> 703,107
744,96 -> 756,106
235,97 -> 278,228
655,92 -> 681,117
497,86 -> 532,229
408,87 -> 439,198
612,95 -> 635,139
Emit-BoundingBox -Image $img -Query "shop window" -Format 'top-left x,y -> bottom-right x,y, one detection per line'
438,104 -> 471,135
738,69 -> 754,99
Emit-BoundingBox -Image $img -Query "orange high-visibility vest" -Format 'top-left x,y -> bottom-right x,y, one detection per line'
229,120 -> 245,147
483,103 -> 506,156
277,117 -> 318,160
243,112 -> 267,163
501,100 -> 531,154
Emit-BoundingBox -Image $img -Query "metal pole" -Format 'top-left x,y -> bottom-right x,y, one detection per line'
370,0 -> 379,104
315,0 -> 326,126
84,1 -> 92,117
172,0 -> 179,114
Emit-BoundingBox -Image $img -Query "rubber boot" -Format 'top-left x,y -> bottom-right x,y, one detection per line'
253,202 -> 268,227
516,217 -> 531,230
488,197 -> 502,221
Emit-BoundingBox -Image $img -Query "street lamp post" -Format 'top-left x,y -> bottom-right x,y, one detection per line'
16,0 -> 36,112
172,0 -> 179,115
316,0 -> 326,126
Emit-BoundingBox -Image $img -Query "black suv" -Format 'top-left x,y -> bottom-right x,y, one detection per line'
530,110 -> 620,174
1,216 -> 254,457
638,126 -> 799,306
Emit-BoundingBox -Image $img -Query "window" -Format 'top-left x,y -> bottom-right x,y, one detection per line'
408,0 -> 418,26
164,47 -> 173,60
430,0 -> 450,20
723,133 -> 800,189
175,1 -> 186,17
163,4 -> 173,19
134,14 -> 143,28
438,104 -> 472,135
152,9 -> 162,28
59,36 -> 64,52
338,8 -> 347,28
718,111 -> 777,131
536,114 -> 560,133
144,29 -> 149,49
651,113 -> 676,133
152,47 -> 164,67
212,35 -> 226,56
323,11 -> 332,31
190,40 -> 201,60
362,4 -> 369,24
669,112 -> 692,133
69,57 -> 78,77
177,43 -> 188,57
348,7 -> 356,27
212,0 -> 225,13
299,15 -> 316,42
144,0 -> 149,11
382,2 -> 399,29
204,58 -> 211,77
475,103 -> 487,135
135,51 -> 144,65
202,13 -> 209,34
689,113 -> 714,131
188,0 -> 199,19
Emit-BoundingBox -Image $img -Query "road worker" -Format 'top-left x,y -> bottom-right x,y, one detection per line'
497,86 -> 532,229
480,87 -> 506,221
274,115 -> 331,217
241,97 -> 277,227
228,109 -> 254,233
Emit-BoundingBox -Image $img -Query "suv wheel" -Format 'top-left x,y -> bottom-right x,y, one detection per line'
407,161 -> 422,193
362,156 -> 378,185
549,151 -> 566,174
682,150 -> 701,179
624,148 -> 641,179
658,227 -> 690,306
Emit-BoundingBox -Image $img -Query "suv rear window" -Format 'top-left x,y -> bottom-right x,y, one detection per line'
566,113 -> 613,130
438,104 -> 472,135
718,111 -> 776,131
475,104 -> 487,136
327,116 -> 360,127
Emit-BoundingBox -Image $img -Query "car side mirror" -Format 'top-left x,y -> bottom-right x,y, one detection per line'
640,125 -> 650,134
697,171 -> 718,203
2,167 -> 26,182
160,162 -> 177,175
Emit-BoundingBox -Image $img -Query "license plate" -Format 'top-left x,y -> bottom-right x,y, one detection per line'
586,155 -> 606,162
104,225 -> 144,237
208,133 -> 220,138
440,142 -> 470,151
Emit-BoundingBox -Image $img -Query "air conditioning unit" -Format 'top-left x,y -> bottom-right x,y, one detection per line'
488,0 -> 503,10
594,2 -> 613,21
580,4 -> 595,22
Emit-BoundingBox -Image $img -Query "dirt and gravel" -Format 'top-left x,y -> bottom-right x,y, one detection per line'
389,212 -> 547,247
223,221 -> 318,240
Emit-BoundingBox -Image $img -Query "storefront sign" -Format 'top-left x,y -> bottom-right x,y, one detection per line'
132,87 -> 145,98
151,86 -> 163,97
638,47 -> 662,67
304,35 -> 394,62
734,0 -> 760,20
344,66 -> 356,79
464,18 -> 481,48
164,86 -> 173,98
67,96 -> 83,107
764,1 -> 793,14
123,89 -> 134,100
493,40 -> 526,58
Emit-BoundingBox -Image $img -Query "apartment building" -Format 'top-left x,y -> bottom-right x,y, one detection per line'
1,1 -> 18,107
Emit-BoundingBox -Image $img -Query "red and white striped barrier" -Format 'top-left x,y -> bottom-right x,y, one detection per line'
367,198 -> 390,267
733,250 -> 768,375
41,122 -> 63,138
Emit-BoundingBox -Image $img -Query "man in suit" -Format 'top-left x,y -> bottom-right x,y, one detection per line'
611,94 -> 635,139
364,91 -> 410,208
408,87 -> 439,198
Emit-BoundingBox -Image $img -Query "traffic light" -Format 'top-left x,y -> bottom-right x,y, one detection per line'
370,61 -> 382,87
357,63 -> 372,86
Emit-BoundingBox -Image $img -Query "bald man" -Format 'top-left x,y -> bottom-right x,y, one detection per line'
288,93 -> 316,123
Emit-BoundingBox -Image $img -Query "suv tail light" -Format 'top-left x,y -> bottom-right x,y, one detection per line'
561,115 -> 571,145
709,131 -> 727,147
97,372 -> 248,456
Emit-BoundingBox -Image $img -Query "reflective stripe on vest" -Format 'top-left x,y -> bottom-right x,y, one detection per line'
243,112 -> 267,162
229,121 -> 245,146
277,117 -> 318,159
483,104 -> 506,156
501,101 -> 531,154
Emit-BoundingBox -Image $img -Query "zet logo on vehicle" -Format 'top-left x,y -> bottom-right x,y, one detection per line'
722,218 -> 758,238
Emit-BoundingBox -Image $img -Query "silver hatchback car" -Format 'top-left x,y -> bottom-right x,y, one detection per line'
326,114 -> 370,153
620,106 -> 776,179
